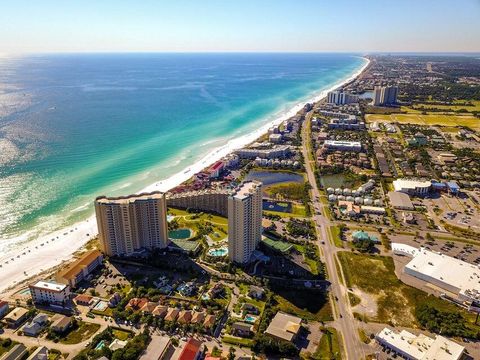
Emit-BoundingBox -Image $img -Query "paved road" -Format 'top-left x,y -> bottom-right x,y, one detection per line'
301,113 -> 366,360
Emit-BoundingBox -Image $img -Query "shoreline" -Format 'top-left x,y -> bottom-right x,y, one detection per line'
0,56 -> 370,294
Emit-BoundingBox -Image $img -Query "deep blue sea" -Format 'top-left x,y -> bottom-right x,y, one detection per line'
0,53 -> 365,249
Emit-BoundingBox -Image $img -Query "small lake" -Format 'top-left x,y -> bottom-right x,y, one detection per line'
263,200 -> 292,213
245,170 -> 304,186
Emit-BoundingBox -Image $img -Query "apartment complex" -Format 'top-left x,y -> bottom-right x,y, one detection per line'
29,281 -> 71,306
327,90 -> 359,105
228,181 -> 263,264
95,191 -> 169,256
56,249 -> 103,288
373,85 -> 398,105
167,189 -> 229,217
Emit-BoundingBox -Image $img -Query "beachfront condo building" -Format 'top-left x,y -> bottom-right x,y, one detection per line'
373,85 -> 398,106
327,90 -> 359,105
29,280 -> 71,306
228,181 -> 263,264
95,191 -> 168,257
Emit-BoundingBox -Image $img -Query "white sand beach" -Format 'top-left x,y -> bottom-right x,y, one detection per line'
0,57 -> 370,294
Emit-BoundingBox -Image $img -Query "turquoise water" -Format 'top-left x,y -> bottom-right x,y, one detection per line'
0,53 -> 366,251
208,247 -> 228,257
244,315 -> 257,323
95,340 -> 106,351
168,228 -> 192,240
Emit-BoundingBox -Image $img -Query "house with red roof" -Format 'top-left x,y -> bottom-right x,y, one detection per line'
178,338 -> 203,360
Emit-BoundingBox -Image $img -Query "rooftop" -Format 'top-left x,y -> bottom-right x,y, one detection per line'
265,311 -> 302,342
404,247 -> 480,300
231,180 -> 262,200
377,327 -> 464,360
30,280 -> 67,292
95,191 -> 165,204
388,191 -> 414,209
139,335 -> 171,360
56,249 -> 103,281
178,338 -> 202,360
393,179 -> 432,190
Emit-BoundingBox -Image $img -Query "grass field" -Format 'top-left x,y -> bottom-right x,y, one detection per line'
169,208 -> 228,241
222,336 -> 254,347
407,100 -> 480,113
337,252 -> 480,331
59,321 -> 101,345
272,288 -> 333,322
263,203 -> 307,218
365,113 -> 480,129
112,328 -> 132,341
312,327 -> 342,360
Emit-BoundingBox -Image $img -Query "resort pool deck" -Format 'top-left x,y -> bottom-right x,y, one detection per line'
207,247 -> 228,257
168,228 -> 192,240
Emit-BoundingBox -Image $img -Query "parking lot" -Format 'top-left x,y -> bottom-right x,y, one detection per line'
423,192 -> 480,230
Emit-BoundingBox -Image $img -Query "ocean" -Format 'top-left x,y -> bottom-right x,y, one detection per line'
0,53 -> 366,252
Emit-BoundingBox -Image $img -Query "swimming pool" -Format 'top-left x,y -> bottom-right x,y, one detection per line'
95,340 -> 106,350
93,300 -> 108,312
244,315 -> 257,323
168,228 -> 192,239
207,247 -> 228,257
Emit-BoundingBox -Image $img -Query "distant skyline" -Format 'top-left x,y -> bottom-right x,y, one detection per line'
1,0 -> 479,54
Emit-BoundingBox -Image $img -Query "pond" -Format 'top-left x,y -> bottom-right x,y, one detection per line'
320,173 -> 364,189
168,228 -> 192,239
263,199 -> 292,213
245,170 -> 304,186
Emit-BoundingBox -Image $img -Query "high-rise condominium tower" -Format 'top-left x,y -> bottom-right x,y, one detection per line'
228,181 -> 263,264
95,191 -> 168,256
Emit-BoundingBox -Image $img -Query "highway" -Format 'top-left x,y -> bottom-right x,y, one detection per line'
301,112 -> 366,360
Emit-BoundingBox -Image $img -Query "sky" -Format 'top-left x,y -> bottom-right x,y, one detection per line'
1,0 -> 479,54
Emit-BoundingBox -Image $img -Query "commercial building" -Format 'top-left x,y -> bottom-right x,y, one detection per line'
387,191 -> 414,210
396,244 -> 480,306
56,249 -> 103,288
228,181 -> 263,264
393,179 -> 431,196
327,90 -> 359,105
373,85 -> 398,106
95,191 -> 169,256
29,281 -> 70,306
167,189 -> 228,217
376,327 -> 464,360
265,312 -> 303,342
